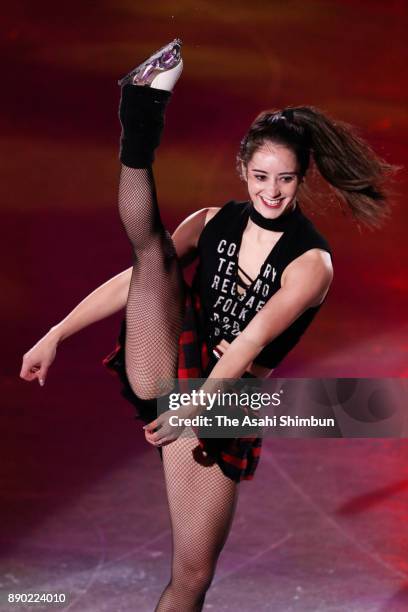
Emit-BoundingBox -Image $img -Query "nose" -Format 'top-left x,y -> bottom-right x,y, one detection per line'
266,177 -> 281,198
264,178 -> 281,197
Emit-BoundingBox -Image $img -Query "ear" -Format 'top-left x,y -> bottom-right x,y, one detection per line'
240,162 -> 248,181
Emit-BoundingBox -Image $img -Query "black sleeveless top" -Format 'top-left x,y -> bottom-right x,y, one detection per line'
192,200 -> 332,369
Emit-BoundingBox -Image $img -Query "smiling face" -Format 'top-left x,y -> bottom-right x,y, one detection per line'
242,141 -> 302,218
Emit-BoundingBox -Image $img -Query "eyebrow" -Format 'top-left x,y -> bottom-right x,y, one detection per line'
251,169 -> 298,175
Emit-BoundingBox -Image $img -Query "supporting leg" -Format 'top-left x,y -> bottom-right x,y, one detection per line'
156,432 -> 239,611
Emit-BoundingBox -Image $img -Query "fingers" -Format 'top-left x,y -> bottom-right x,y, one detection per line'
143,418 -> 158,434
143,418 -> 164,445
144,429 -> 173,447
37,368 -> 47,386
20,367 -> 36,382
143,414 -> 181,447
146,427 -> 168,445
20,357 -> 34,380
20,358 -> 48,386
144,428 -> 170,447
154,437 -> 173,447
213,339 -> 230,359
218,339 -> 230,350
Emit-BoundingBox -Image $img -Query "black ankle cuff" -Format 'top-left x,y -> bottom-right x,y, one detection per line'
120,84 -> 172,105
120,141 -> 164,168
118,85 -> 172,168
129,84 -> 172,101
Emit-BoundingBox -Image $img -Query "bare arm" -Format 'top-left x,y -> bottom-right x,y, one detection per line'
54,267 -> 130,342
52,207 -> 216,344
20,267 -> 133,385
144,249 -> 333,443
49,267 -> 131,344
57,207 -> 221,338
201,249 -> 333,381
20,207 -> 218,385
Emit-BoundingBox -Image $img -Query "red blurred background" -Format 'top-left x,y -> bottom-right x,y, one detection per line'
1,0 -> 407,545
3,0 -> 407,380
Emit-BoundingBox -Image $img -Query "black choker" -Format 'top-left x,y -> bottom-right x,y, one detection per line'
248,202 -> 301,231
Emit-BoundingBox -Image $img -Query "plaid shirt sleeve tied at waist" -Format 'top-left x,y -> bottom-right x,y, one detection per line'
102,281 -> 263,482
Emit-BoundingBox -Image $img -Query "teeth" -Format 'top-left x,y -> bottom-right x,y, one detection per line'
262,196 -> 282,204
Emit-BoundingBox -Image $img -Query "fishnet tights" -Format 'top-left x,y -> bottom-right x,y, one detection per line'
156,430 -> 238,611
117,106 -> 238,611
118,164 -> 185,399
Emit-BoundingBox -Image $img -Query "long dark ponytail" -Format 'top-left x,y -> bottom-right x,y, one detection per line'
237,107 -> 399,228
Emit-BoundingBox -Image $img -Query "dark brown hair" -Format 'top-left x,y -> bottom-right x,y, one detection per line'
237,107 -> 399,228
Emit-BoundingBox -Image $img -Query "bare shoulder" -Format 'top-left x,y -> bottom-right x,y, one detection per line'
282,248 -> 333,306
283,248 -> 333,280
173,207 -> 221,235
298,248 -> 332,271
175,206 -> 221,231
171,207 -> 222,256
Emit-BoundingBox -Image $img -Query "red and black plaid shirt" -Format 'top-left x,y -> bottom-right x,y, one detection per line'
103,282 -> 262,482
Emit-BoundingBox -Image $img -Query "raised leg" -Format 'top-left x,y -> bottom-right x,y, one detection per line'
117,41 -> 184,399
118,164 -> 185,399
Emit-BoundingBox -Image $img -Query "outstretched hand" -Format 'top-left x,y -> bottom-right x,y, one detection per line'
20,332 -> 59,387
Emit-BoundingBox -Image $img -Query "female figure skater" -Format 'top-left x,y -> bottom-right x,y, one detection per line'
20,39 -> 395,611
